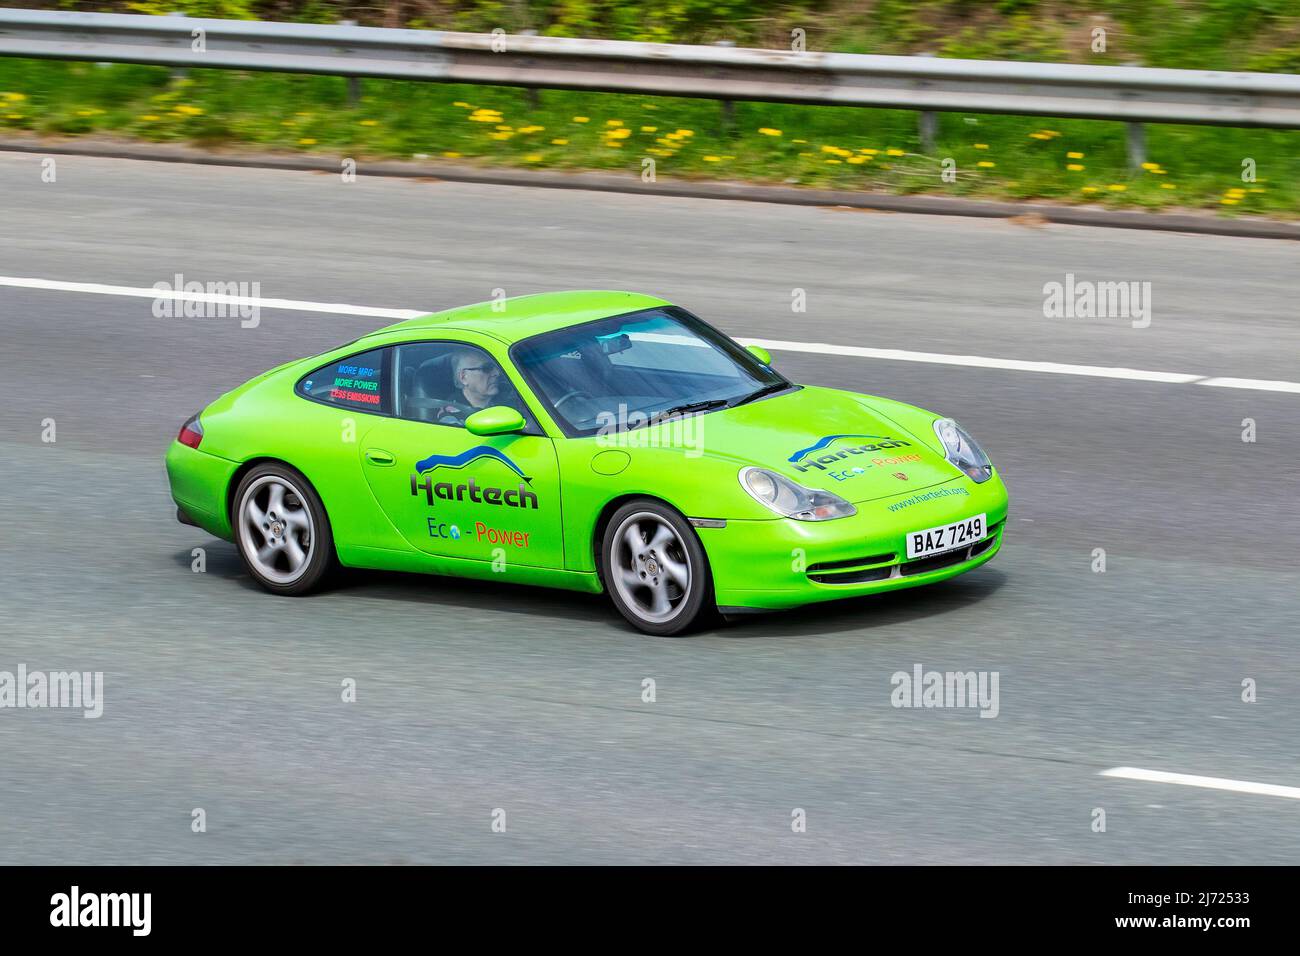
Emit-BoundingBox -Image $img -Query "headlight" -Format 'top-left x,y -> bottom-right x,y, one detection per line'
739,467 -> 857,521
933,418 -> 993,483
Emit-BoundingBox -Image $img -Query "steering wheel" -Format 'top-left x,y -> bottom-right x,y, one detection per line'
552,389 -> 592,412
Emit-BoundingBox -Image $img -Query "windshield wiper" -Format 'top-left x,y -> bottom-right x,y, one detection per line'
654,398 -> 729,421
730,382 -> 790,407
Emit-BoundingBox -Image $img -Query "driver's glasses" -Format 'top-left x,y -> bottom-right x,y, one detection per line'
463,365 -> 501,379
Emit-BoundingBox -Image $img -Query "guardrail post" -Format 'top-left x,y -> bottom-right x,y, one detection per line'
341,20 -> 361,106
919,111 -> 938,154
521,31 -> 541,109
913,53 -> 940,153
715,40 -> 736,134
168,11 -> 187,82
1126,122 -> 1146,172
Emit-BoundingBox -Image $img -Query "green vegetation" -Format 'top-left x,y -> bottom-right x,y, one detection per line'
1,1 -> 1297,215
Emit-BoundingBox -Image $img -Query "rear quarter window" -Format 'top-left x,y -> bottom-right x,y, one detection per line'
296,347 -> 391,414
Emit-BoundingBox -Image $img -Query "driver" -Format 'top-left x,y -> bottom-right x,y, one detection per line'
434,349 -> 521,425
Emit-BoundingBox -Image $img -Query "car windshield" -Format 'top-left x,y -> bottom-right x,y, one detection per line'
511,307 -> 792,437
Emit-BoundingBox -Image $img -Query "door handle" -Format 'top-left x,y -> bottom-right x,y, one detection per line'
364,448 -> 396,466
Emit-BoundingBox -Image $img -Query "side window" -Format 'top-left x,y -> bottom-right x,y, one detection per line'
296,347 -> 391,413
393,342 -> 537,432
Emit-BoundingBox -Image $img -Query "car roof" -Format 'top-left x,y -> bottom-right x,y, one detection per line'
362,290 -> 673,346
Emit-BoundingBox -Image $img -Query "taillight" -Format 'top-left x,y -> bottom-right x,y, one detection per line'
178,413 -> 204,449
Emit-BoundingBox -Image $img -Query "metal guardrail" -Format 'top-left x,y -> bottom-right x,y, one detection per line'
1,8 -> 1298,166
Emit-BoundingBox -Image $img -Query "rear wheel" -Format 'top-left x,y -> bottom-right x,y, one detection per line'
232,463 -> 334,595
601,500 -> 713,636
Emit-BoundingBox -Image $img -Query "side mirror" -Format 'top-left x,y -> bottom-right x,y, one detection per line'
746,344 -> 772,365
465,405 -> 526,436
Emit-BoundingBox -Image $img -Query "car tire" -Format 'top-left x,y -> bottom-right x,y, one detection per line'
601,499 -> 714,636
232,462 -> 335,596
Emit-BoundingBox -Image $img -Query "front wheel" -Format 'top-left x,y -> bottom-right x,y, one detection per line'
232,463 -> 334,596
601,500 -> 714,636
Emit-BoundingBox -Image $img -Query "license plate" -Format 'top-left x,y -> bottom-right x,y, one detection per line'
906,513 -> 987,560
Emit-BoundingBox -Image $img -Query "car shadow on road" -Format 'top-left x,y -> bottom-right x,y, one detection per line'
172,544 -> 1008,640
171,543 -> 613,622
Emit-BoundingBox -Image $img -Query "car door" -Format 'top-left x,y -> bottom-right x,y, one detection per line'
357,339 -> 565,570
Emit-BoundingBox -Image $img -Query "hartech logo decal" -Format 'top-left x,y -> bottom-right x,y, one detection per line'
411,444 -> 538,509
415,445 -> 530,481
787,434 -> 913,475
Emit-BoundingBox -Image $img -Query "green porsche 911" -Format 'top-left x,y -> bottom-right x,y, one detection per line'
166,291 -> 1008,635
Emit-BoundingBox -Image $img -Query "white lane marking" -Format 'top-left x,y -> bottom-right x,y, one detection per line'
4,274 -> 1299,395
0,276 -> 421,320
1101,766 -> 1300,800
738,337 -> 1203,384
1198,376 -> 1300,394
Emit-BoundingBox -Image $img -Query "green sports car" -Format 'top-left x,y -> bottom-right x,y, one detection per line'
166,291 -> 1008,635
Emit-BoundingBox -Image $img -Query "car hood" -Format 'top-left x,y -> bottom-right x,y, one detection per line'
679,385 -> 958,503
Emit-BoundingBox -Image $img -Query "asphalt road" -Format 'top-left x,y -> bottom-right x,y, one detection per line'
1,153 -> 1298,864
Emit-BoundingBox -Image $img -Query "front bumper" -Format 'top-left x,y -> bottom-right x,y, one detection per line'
702,473 -> 1009,611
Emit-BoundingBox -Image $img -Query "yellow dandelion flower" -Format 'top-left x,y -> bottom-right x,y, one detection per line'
606,119 -> 623,127
675,129 -> 694,137
977,161 -> 995,168
886,148 -> 905,156
5,92 -> 29,101
1067,151 -> 1084,159
140,114 -> 160,121
1082,186 -> 1099,194
825,159 -> 842,164
1067,163 -> 1085,171
495,125 -> 513,131
1029,132 -> 1051,140
974,143 -> 989,149
453,101 -> 472,108
1107,184 -> 1127,191
758,127 -> 781,136
551,138 -> 569,146
443,151 -> 461,158
1220,197 -> 1239,204
847,156 -> 866,164
703,155 -> 721,162
298,138 -> 317,145
573,116 -> 590,123
1141,162 -> 1160,171
359,119 -> 379,127
1160,183 -> 1177,189
524,154 -> 543,162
